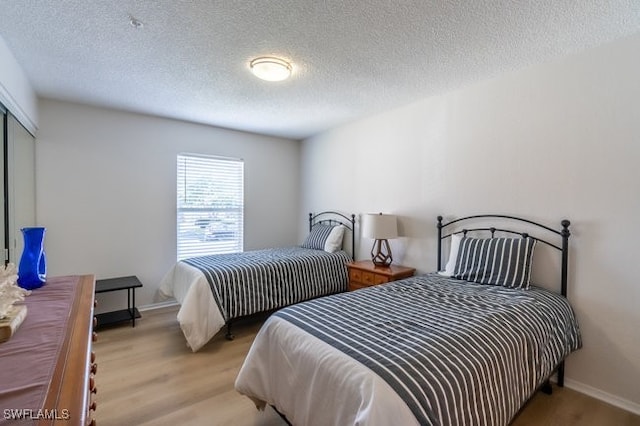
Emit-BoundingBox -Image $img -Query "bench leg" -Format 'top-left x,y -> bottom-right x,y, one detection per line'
225,321 -> 234,340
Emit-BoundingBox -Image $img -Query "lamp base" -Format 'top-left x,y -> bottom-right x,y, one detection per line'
371,239 -> 393,267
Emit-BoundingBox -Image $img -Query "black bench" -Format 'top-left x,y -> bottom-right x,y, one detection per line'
95,276 -> 143,328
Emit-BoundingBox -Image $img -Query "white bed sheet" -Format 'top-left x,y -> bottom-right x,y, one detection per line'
234,316 -> 418,426
159,261 -> 225,351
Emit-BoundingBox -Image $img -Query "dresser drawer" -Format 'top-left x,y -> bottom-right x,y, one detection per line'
349,268 -> 363,283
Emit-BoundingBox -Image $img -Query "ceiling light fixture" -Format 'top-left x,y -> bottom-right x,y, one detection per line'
249,57 -> 292,82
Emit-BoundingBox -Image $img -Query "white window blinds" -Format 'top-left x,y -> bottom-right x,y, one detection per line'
177,154 -> 244,260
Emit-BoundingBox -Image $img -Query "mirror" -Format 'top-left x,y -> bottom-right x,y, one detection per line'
6,112 -> 36,264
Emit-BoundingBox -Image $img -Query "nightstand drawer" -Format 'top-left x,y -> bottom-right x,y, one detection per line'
350,269 -> 381,286
374,275 -> 389,285
348,281 -> 369,291
346,261 -> 415,292
361,271 -> 375,285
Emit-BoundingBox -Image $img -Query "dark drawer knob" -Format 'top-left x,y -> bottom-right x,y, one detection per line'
92,332 -> 98,342
91,363 -> 98,374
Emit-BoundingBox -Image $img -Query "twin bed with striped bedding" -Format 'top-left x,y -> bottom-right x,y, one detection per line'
234,215 -> 582,425
159,212 -> 354,351
183,248 -> 349,323
159,247 -> 351,351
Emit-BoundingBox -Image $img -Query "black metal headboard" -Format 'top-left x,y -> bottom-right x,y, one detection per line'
309,211 -> 356,260
437,214 -> 571,296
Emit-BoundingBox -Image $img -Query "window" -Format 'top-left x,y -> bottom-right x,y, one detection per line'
177,153 -> 244,260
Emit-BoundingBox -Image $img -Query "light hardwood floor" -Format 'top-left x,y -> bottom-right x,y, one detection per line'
94,306 -> 640,426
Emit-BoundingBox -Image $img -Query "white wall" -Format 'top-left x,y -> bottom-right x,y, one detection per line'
301,33 -> 640,412
0,35 -> 37,133
36,99 -> 300,312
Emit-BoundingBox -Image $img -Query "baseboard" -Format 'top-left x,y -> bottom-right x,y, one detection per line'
564,378 -> 640,416
138,300 -> 179,312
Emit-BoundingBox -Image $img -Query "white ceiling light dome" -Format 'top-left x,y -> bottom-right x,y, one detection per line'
249,57 -> 292,82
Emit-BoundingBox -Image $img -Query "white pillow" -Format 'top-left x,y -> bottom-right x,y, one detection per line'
324,225 -> 346,253
438,233 -> 462,277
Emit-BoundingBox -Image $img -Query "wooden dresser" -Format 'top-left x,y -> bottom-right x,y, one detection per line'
0,275 -> 97,425
347,260 -> 415,291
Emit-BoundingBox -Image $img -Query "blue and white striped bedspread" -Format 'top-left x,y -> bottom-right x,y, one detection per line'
274,273 -> 582,426
183,247 -> 350,322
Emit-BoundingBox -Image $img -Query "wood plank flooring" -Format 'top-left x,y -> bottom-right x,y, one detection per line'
94,306 -> 640,426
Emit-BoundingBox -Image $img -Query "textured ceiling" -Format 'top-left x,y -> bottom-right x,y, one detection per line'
1,1 -> 639,140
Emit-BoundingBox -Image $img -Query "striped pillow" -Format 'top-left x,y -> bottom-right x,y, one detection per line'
302,224 -> 336,251
453,237 -> 537,289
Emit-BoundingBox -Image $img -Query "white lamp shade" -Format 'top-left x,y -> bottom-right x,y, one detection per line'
362,213 -> 398,239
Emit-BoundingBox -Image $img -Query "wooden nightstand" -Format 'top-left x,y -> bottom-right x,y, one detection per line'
347,260 -> 416,291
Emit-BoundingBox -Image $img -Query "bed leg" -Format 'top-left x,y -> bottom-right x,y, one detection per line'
557,360 -> 565,387
541,379 -> 553,395
225,321 -> 235,340
271,405 -> 292,426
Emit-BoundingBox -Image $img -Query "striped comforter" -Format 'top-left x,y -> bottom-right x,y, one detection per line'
274,273 -> 582,426
183,247 -> 350,322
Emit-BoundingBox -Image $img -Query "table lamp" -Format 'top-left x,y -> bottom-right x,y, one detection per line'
362,213 -> 398,266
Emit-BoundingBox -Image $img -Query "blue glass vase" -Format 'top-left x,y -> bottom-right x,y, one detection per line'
17,227 -> 47,290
